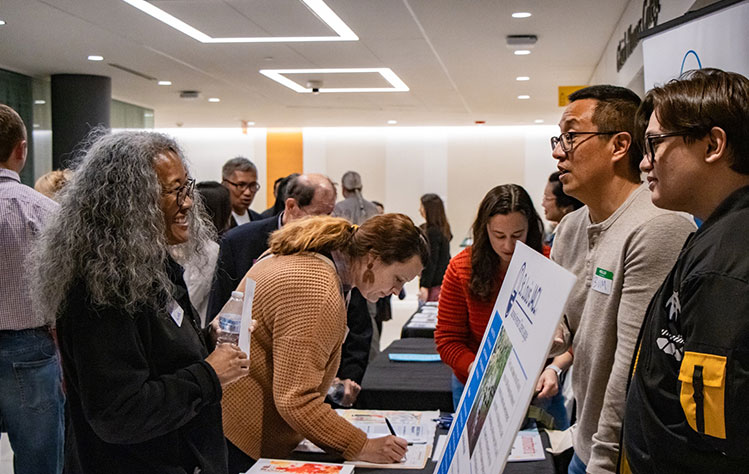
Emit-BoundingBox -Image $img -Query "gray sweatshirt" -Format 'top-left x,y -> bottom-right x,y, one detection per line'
551,184 -> 695,473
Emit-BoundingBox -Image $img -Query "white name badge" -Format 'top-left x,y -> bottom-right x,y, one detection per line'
591,267 -> 614,295
167,298 -> 184,327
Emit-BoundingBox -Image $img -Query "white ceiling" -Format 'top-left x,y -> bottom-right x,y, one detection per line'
0,0 -> 630,127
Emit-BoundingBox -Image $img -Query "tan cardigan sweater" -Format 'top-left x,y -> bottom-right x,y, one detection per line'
222,253 -> 368,460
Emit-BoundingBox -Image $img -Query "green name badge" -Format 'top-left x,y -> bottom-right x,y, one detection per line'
592,267 -> 613,295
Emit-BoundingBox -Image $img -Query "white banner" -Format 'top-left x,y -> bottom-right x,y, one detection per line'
434,242 -> 576,474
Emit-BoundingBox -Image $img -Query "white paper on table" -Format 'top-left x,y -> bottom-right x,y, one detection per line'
239,278 -> 256,355
507,428 -> 545,462
346,443 -> 430,469
432,435 -> 447,461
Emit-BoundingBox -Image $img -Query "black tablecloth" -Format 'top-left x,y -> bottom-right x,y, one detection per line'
358,338 -> 453,412
293,423 -> 556,474
400,310 -> 437,339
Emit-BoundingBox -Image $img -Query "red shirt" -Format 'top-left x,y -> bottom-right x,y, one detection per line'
435,247 -> 504,383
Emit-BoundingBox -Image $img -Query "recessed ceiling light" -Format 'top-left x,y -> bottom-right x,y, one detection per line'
34,100 -> 46,105
512,12 -> 532,19
144,112 -> 154,117
387,120 -> 397,125
0,20 -> 6,26
158,80 -> 172,86
88,55 -> 104,61
246,121 -> 256,126
534,119 -> 544,124
518,95 -> 531,100
516,76 -> 530,81
120,0 -> 358,43
208,97 -> 220,103
514,50 -> 531,56
259,68 -> 409,93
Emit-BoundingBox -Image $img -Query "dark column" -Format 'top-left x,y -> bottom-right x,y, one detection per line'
51,74 -> 111,169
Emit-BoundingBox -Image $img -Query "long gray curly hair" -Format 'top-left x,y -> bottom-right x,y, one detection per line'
30,131 -> 215,322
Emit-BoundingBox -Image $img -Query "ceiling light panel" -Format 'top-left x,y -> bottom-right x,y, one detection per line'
260,68 -> 409,93
121,0 -> 358,43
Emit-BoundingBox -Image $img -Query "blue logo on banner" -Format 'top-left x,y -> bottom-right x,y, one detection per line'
680,50 -> 702,74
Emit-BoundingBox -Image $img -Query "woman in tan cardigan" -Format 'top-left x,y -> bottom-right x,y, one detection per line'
222,214 -> 429,472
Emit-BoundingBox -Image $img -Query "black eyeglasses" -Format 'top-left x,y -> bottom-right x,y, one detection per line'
223,179 -> 260,192
163,178 -> 195,207
644,132 -> 690,166
550,131 -> 622,152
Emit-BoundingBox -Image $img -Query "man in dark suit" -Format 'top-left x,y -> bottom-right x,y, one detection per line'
207,173 -> 337,320
221,157 -> 262,228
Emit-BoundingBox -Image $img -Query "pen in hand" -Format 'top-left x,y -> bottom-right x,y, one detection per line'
385,418 -> 422,446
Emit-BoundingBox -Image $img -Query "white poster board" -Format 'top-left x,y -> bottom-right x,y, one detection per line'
434,242 -> 576,474
643,1 -> 749,90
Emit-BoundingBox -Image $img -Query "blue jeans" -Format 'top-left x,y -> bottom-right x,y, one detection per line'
0,328 -> 65,474
568,452 -> 587,474
451,374 -> 465,411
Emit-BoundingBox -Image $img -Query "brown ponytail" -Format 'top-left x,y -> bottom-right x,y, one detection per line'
269,216 -> 354,255
268,213 -> 430,267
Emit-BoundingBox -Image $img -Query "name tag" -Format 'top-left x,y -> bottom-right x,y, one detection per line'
592,267 -> 613,295
167,299 -> 184,327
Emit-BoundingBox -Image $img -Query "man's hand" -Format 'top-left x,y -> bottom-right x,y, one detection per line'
535,367 -> 560,399
338,378 -> 361,407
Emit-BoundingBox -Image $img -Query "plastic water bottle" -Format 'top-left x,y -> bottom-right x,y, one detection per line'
217,291 -> 243,345
327,380 -> 352,407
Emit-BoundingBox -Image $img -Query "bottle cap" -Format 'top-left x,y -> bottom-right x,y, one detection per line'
231,291 -> 244,299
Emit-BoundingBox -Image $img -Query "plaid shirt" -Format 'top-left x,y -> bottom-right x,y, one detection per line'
0,168 -> 58,330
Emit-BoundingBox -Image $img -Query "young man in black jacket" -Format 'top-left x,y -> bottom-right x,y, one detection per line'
622,68 -> 749,473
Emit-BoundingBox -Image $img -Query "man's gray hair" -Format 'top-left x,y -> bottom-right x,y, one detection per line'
30,131 -> 215,322
222,156 -> 257,180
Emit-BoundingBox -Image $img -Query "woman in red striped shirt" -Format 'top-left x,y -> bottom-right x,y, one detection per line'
435,184 -> 544,409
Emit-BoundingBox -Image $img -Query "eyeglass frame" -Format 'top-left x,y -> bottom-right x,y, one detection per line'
643,131 -> 690,166
550,131 -> 623,153
223,178 -> 261,193
162,178 -> 196,208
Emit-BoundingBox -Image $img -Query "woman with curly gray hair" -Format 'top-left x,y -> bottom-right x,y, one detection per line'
31,131 -> 249,474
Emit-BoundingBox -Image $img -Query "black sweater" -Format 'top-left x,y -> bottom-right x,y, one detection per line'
57,258 -> 227,474
420,225 -> 451,288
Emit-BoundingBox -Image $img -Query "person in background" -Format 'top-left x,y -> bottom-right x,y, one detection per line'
177,181 -> 232,326
333,170 -> 379,226
260,173 -> 299,219
623,69 -> 749,473
0,104 -> 64,474
435,184 -> 544,410
370,200 -> 406,334
418,193 -> 452,306
207,173 -> 337,321
221,214 -> 428,472
333,170 -> 383,361
34,169 -> 72,202
221,156 -> 261,228
541,170 -> 583,248
549,85 -> 695,474
31,131 -> 249,473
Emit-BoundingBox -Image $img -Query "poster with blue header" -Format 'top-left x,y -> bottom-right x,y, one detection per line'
434,241 -> 576,474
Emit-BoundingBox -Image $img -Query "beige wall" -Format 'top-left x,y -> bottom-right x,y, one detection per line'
152,126 -> 560,256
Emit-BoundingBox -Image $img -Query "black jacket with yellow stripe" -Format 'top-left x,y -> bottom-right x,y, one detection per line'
622,185 -> 749,474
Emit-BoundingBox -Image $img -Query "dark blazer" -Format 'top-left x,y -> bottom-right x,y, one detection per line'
57,258 -> 226,474
228,209 -> 263,230
207,214 -> 281,321
420,225 -> 451,288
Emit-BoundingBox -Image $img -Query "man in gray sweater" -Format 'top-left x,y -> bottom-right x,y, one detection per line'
549,86 -> 695,474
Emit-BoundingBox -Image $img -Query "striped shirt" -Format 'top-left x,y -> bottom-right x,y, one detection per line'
0,168 -> 58,330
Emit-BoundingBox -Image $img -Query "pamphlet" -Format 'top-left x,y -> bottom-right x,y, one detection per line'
245,459 -> 353,474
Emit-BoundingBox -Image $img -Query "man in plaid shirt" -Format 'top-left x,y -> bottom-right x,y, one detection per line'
0,104 -> 64,474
